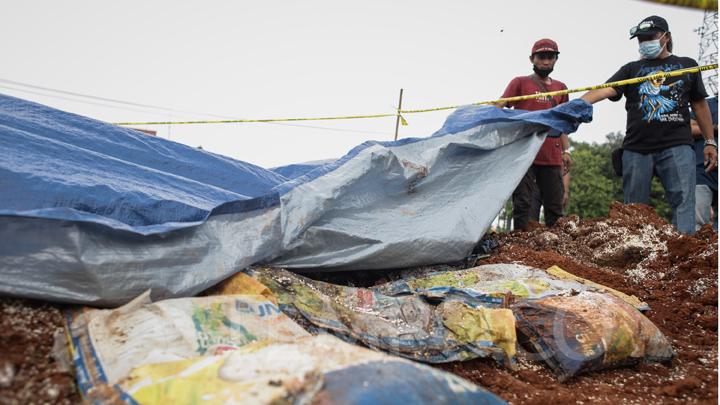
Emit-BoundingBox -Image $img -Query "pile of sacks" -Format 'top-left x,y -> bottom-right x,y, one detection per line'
61,264 -> 673,404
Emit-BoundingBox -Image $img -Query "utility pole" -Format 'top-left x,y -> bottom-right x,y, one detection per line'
394,88 -> 404,141
696,10 -> 718,95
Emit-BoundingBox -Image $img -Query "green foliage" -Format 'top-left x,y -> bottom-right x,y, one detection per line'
565,148 -> 621,218
497,198 -> 513,232
565,132 -> 623,218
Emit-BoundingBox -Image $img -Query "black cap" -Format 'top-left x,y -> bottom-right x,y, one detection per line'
629,16 -> 669,39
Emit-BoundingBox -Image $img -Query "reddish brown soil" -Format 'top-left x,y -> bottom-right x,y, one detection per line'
0,300 -> 79,404
0,203 -> 716,404
438,202 -> 718,404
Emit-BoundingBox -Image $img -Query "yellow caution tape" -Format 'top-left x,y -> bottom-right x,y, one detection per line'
640,0 -> 718,10
115,112 -> 397,126
114,64 -> 717,126
402,64 -> 719,114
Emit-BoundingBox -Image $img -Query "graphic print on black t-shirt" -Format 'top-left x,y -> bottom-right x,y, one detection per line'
638,72 -> 684,122
634,62 -> 688,123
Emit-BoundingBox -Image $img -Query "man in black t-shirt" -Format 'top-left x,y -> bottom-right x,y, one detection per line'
581,15 -> 718,235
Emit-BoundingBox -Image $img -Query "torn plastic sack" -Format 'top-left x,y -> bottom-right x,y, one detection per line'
246,268 -> 517,364
373,263 -> 649,311
64,293 -> 505,404
0,93 -> 593,305
65,289 -> 310,397
116,335 -> 506,405
512,291 -> 674,380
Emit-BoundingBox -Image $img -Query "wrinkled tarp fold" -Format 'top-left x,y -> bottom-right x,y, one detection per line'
0,94 -> 592,305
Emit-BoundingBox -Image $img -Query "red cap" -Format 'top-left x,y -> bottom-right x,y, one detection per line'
531,38 -> 559,54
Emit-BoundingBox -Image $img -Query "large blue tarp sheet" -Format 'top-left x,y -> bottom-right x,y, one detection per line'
0,93 -> 591,305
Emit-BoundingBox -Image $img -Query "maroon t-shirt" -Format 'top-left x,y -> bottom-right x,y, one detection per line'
501,75 -> 569,166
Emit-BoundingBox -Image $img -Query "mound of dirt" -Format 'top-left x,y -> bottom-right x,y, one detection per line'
440,203 -> 718,404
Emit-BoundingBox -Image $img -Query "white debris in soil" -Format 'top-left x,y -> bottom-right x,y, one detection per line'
626,250 -> 665,283
0,361 -> 15,388
667,367 -> 688,381
563,218 -> 578,233
514,355 -> 545,372
697,243 -> 718,259
661,224 -> 677,237
586,222 -> 673,284
46,386 -> 60,399
688,277 -> 717,295
625,267 -> 651,283
593,224 -> 668,262
2,299 -> 58,331
538,231 -> 559,243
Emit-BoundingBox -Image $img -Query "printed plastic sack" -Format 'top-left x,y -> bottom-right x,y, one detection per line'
247,268 -> 517,364
374,263 -> 584,306
65,290 -> 310,400
374,263 -> 648,311
118,334 -> 507,405
512,291 -> 674,380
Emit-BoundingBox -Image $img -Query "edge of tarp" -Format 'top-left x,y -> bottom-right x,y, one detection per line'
0,95 -> 592,236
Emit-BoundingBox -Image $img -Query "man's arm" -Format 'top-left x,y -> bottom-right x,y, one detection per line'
562,171 -> 571,210
690,119 -> 702,139
560,133 -> 571,173
580,87 -> 618,104
690,98 -> 718,172
496,78 -> 519,109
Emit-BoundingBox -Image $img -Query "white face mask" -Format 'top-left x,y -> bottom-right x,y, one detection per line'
639,33 -> 667,59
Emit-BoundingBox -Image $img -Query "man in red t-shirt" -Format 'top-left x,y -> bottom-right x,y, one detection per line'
496,38 -> 572,231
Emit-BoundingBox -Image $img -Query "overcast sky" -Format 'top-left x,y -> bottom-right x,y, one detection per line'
0,1 -> 713,167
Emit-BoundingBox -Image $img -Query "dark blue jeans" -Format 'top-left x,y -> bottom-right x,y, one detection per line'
622,145 -> 696,234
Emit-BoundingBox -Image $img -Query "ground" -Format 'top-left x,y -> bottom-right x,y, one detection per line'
0,203 -> 717,404
437,202 -> 718,404
0,300 -> 77,405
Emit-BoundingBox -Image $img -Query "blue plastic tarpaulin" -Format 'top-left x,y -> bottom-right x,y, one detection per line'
0,93 -> 592,305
